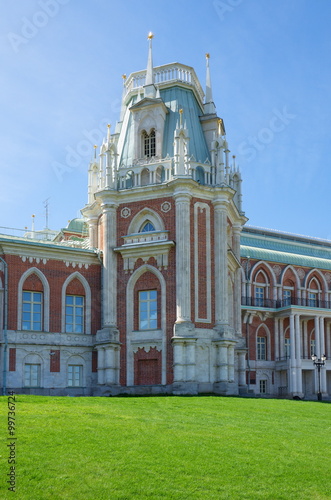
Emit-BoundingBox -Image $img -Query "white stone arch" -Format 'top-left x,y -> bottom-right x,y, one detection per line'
256,323 -> 272,361
61,272 -> 92,335
126,264 -> 167,385
22,352 -> 44,388
18,267 -> 50,332
250,261 -> 277,302
256,370 -> 271,394
280,265 -> 301,289
128,208 -> 165,235
141,167 -> 150,186
304,269 -> 328,292
66,354 -> 86,387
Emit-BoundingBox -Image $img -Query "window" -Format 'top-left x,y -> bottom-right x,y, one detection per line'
140,221 -> 155,233
310,338 -> 316,357
24,364 -> 41,387
255,287 -> 264,307
260,380 -> 267,394
284,337 -> 290,359
257,337 -> 266,360
308,292 -> 317,307
68,365 -> 83,387
65,295 -> 84,333
143,129 -> 156,158
22,291 -> 43,331
283,289 -> 292,306
139,290 -> 157,330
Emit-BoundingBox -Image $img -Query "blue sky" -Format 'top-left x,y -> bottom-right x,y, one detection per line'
1,0 -> 331,239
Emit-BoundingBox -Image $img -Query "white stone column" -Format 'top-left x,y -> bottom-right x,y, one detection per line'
173,341 -> 184,382
174,191 -> 191,324
218,344 -> 228,382
228,345 -> 235,382
186,341 -> 196,381
274,318 -> 279,361
314,316 -> 320,357
237,350 -> 246,386
289,314 -> 297,393
319,317 -> 327,393
233,226 -> 242,336
101,201 -> 118,328
88,217 -> 99,248
97,347 -> 105,385
279,318 -> 284,359
213,200 -> 228,331
295,314 -> 302,393
303,320 -> 308,359
104,347 -> 114,385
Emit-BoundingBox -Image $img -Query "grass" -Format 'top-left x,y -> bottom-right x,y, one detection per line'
1,395 -> 331,500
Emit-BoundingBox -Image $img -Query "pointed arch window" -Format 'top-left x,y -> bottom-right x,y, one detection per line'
143,129 -> 156,158
22,291 -> 43,331
140,221 -> 155,233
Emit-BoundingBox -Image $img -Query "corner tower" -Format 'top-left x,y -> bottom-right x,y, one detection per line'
82,35 -> 248,395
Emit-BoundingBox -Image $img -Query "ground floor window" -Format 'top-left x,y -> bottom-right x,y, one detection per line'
24,363 -> 41,387
260,379 -> 267,394
68,365 -> 83,387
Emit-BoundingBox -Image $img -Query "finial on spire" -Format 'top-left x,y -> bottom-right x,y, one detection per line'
179,108 -> 183,128
146,31 -> 154,86
107,124 -> 111,142
94,144 -> 97,159
205,52 -> 213,104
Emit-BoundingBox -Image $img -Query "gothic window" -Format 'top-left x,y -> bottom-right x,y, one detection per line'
65,295 -> 84,333
68,365 -> 83,387
310,332 -> 316,357
143,129 -> 156,158
284,337 -> 290,359
139,290 -> 157,330
126,170 -> 134,189
140,221 -> 155,233
283,288 -> 292,306
308,291 -> 318,307
255,286 -> 264,307
22,291 -> 43,331
196,166 -> 205,185
141,168 -> 150,186
257,336 -> 266,360
24,363 -> 41,387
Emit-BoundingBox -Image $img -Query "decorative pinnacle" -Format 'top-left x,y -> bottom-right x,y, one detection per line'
122,74 -> 127,80
148,31 -> 154,40
206,53 -> 210,59
179,108 -> 183,128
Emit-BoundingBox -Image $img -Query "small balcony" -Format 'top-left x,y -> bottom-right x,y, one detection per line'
241,296 -> 331,310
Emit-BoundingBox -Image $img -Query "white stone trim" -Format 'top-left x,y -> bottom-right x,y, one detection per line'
194,202 -> 211,323
17,267 -> 50,332
126,264 -> 167,386
61,272 -> 92,335
127,207 -> 165,234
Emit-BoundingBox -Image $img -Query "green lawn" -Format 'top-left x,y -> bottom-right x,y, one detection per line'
1,395 -> 330,500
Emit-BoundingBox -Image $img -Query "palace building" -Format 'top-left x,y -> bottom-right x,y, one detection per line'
1,35 -> 330,399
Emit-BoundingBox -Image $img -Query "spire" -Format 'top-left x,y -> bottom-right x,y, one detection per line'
144,32 -> 156,98
205,53 -> 213,103
204,53 -> 216,115
146,32 -> 154,86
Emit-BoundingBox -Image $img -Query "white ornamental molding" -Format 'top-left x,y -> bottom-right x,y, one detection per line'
132,343 -> 162,354
161,201 -> 171,213
273,265 -> 282,277
64,262 -> 89,269
296,268 -> 305,280
121,207 -> 131,218
21,256 -> 48,264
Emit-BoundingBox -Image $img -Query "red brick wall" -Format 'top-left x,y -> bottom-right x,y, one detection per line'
134,347 -> 161,385
50,350 -> 60,372
9,348 -> 16,371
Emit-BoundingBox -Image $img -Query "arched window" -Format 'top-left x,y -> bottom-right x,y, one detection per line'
126,170 -> 134,189
140,221 -> 155,233
143,129 -> 156,158
141,168 -> 150,186
155,165 -> 165,183
196,166 -> 205,185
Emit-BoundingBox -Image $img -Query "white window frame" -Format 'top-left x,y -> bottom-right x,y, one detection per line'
255,286 -> 265,307
24,363 -> 41,387
257,336 -> 266,360
61,273 -> 91,334
283,288 -> 293,306
139,290 -> 157,330
22,291 -> 43,331
68,365 -> 83,387
284,337 -> 291,359
65,295 -> 84,333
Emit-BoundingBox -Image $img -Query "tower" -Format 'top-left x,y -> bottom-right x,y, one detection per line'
82,35 -> 248,395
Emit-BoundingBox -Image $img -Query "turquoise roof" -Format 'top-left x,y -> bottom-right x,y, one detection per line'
241,228 -> 331,271
119,87 -> 210,167
160,86 -> 210,162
